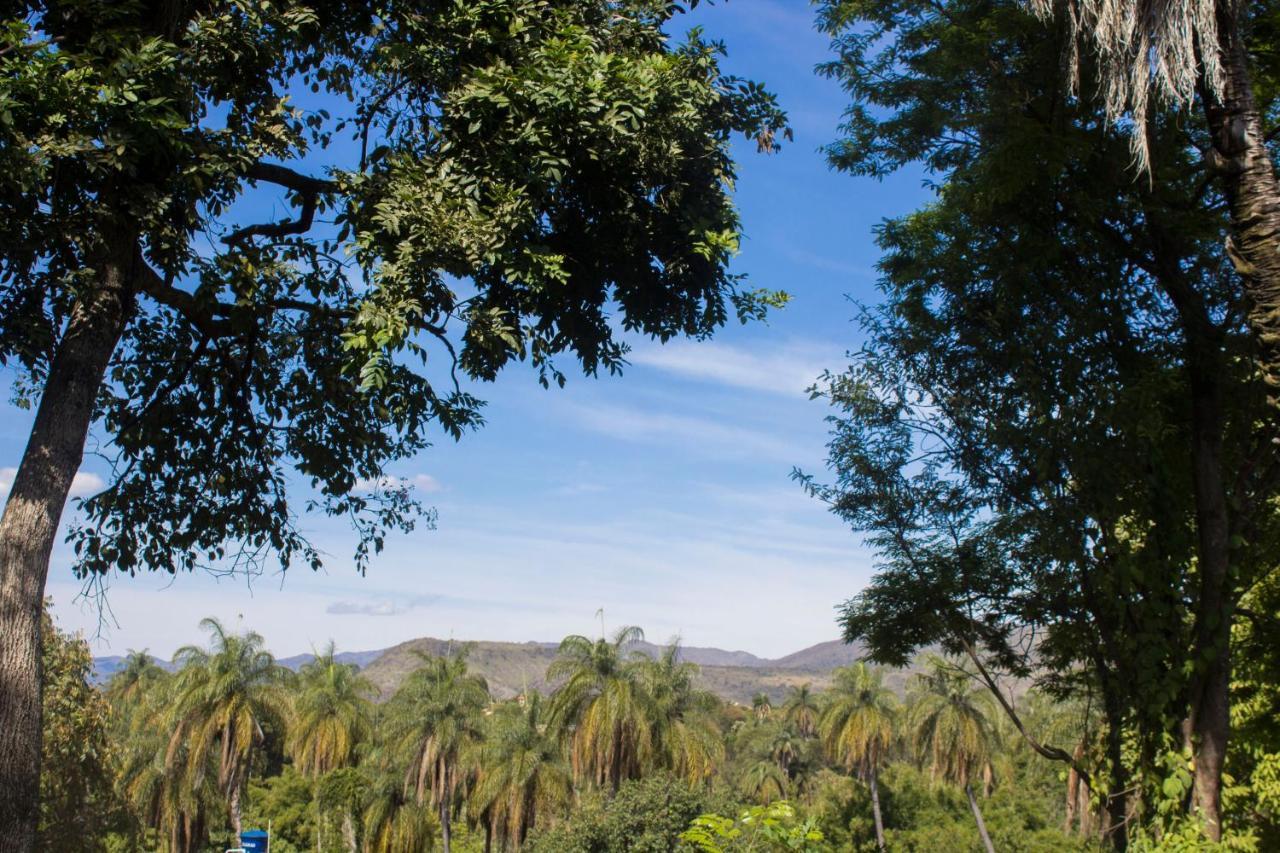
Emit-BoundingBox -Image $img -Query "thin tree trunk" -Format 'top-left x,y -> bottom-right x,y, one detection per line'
1064,741 -> 1084,833
341,810 -> 356,853
229,777 -> 244,841
869,768 -> 886,851
965,784 -> 996,853
0,235 -> 136,850
440,791 -> 452,853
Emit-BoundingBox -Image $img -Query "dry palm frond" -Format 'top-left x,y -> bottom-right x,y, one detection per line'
1025,0 -> 1224,171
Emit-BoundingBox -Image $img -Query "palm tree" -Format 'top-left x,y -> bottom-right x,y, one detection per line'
115,670 -> 219,853
105,648 -> 166,708
547,625 -> 653,790
770,727 -> 801,776
471,693 -> 571,850
384,651 -> 490,853
907,660 -> 996,853
636,640 -> 725,783
751,692 -> 773,723
363,768 -> 439,853
287,642 -> 376,852
165,617 -> 289,840
820,663 -> 897,851
781,683 -> 820,738
742,758 -> 789,805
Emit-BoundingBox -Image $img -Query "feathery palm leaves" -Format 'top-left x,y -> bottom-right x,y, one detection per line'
165,617 -> 289,839
637,640 -> 725,784
363,769 -> 438,853
751,692 -> 773,723
547,626 -> 654,790
384,650 -> 489,853
781,684 -> 820,738
471,693 -> 571,850
908,659 -> 996,853
115,669 -> 220,853
820,663 -> 897,850
288,642 -> 376,777
288,642 -> 376,851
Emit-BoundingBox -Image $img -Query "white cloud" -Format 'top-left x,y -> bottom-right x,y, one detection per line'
69,471 -> 105,498
629,340 -> 838,398
563,401 -> 805,462
326,599 -> 403,617
0,467 -> 104,499
352,473 -> 442,493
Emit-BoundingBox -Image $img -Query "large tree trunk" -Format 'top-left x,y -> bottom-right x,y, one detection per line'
1203,2 -> 1280,407
869,768 -> 886,851
965,784 -> 996,853
0,235 -> 136,850
1147,197 -> 1234,843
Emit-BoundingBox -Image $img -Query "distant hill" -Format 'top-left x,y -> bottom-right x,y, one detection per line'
91,648 -> 383,685
771,639 -> 866,671
93,636 -> 918,704
357,636 -> 875,705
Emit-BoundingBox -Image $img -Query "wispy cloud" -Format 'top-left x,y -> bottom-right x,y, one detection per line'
778,245 -> 873,279
352,473 -> 442,493
551,482 -> 608,497
629,340 -> 837,397
326,599 -> 405,616
562,401 -> 805,461
0,467 -> 104,499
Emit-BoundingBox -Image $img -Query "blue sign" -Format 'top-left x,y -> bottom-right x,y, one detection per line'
240,830 -> 269,852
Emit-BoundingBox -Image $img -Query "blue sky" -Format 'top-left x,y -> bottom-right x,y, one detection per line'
1,0 -> 932,659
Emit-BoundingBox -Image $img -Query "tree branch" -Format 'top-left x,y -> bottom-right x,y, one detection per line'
223,164 -> 338,246
956,634 -> 1095,790
132,251 -> 236,338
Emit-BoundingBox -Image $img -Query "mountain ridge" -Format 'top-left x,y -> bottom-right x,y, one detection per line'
92,636 -> 875,704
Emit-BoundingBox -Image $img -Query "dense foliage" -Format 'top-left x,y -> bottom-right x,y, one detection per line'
69,618 -> 1104,852
804,0 -> 1280,847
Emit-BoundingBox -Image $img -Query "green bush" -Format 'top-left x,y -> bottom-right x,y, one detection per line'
526,774 -> 733,853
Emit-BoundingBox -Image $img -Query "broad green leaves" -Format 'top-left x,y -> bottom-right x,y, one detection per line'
0,0 -> 787,580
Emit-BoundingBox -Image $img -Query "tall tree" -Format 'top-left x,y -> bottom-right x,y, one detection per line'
165,618 -> 289,840
0,1 -> 788,844
547,626 -> 653,790
113,665 -> 218,853
811,0 -> 1280,843
384,651 -> 490,853
636,640 -> 725,784
819,663 -> 897,851
781,684 -> 820,739
286,642 -> 375,849
362,769 -> 438,853
908,661 -> 997,853
471,693 -> 571,851
288,643 -> 375,777
1025,0 -> 1280,436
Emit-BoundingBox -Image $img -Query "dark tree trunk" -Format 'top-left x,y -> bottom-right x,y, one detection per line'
0,235 -> 135,850
440,791 -> 452,853
1147,195 -> 1234,843
1203,1 -> 1280,408
869,768 -> 886,851
965,784 -> 996,853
